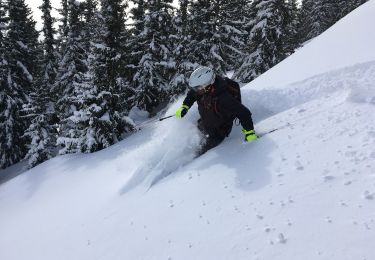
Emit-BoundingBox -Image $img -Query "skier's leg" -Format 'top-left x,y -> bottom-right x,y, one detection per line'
197,135 -> 225,156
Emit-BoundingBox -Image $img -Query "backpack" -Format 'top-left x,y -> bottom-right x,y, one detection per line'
224,77 -> 241,103
210,77 -> 242,117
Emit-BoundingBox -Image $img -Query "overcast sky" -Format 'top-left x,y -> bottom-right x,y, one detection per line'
26,0 -> 62,30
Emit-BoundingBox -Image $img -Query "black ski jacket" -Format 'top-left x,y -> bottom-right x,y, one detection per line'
183,76 -> 254,135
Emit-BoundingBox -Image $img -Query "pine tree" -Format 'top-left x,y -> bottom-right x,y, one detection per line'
169,0 -> 193,95
54,0 -> 92,154
0,0 -> 41,168
82,0 -> 135,153
283,0 -> 300,55
23,0 -> 58,168
187,0 -> 226,75
298,0 -> 313,44
337,0 -> 369,17
234,0 -> 289,83
0,71 -> 27,168
350,0 -> 369,10
299,0 -> 338,43
218,0 -> 249,71
129,0 -> 175,113
7,0 -> 41,95
54,0 -> 133,154
170,0 -> 249,86
186,0 -> 249,76
128,0 -> 146,76
93,0 -> 129,106
0,0 -> 17,169
130,0 -> 145,35
57,0 -> 69,52
81,0 -> 97,53
0,0 -> 6,44
0,0 -> 8,58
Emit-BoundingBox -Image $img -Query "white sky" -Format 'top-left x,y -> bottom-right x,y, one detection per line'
26,0 -> 62,30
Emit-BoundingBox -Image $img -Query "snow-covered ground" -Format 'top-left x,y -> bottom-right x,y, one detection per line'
1,1 -> 375,260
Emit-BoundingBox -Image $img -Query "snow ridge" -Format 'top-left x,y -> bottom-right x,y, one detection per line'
245,60 -> 375,123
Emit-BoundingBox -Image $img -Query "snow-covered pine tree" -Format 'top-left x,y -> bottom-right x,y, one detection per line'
81,0 -> 97,54
337,0 -> 369,17
169,0 -> 194,96
0,0 -> 6,40
128,0 -> 145,78
0,70 -> 27,168
314,0 -> 338,36
283,0 -> 300,56
129,0 -> 175,113
351,0 -> 369,8
218,0 -> 249,71
299,0 -> 369,45
187,0 -> 226,75
334,0 -> 350,18
57,0 -> 69,53
298,0 -> 313,44
0,0 -> 41,168
95,0 -> 132,111
299,0 -> 338,43
129,0 -> 145,36
54,0 -> 132,155
0,0 -> 19,169
176,0 -> 188,35
23,0 -> 58,168
80,0 -> 135,153
54,0 -> 92,154
186,0 -> 249,76
234,0 -> 289,83
0,0 -> 7,57
7,0 -> 41,96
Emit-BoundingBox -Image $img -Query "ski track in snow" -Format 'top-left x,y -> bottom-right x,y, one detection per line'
120,60 -> 375,193
118,102 -> 202,193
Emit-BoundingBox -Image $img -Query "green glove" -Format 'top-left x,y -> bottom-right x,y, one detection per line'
242,129 -> 257,142
175,105 -> 189,119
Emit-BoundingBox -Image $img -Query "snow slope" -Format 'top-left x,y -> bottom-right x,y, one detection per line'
1,2 -> 375,260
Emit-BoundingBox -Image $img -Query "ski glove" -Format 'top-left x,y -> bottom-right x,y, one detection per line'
242,129 -> 257,142
175,105 -> 189,119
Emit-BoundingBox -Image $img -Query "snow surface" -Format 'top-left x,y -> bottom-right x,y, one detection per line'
1,2 -> 375,260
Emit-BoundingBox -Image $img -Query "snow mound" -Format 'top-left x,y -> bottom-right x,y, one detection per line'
244,60 -> 375,123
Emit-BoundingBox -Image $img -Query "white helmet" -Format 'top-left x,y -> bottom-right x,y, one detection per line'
188,66 -> 215,89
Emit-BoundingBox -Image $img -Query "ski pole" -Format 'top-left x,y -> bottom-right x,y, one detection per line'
159,115 -> 174,121
135,114 -> 174,129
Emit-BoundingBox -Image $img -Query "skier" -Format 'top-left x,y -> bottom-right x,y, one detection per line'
175,66 -> 257,155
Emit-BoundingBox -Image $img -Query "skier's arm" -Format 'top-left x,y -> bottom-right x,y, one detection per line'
218,93 -> 254,131
176,89 -> 197,119
182,89 -> 197,108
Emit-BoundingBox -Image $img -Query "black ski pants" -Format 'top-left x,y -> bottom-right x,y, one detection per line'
197,119 -> 233,156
